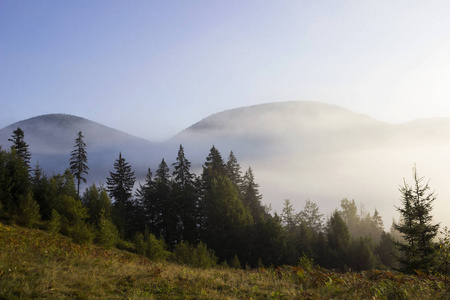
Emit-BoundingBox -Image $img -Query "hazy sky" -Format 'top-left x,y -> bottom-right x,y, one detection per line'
2,1 -> 450,141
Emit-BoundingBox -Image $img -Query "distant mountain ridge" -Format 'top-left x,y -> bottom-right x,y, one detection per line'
1,101 -> 450,226
0,113 -> 159,181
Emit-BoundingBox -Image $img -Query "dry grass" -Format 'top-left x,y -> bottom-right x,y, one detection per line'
1,222 -> 449,299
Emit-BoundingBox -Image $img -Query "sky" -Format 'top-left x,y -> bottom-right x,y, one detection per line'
2,0 -> 450,142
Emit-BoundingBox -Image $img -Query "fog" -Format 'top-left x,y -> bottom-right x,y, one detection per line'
1,103 -> 450,229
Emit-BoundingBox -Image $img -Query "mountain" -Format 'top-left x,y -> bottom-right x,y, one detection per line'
1,102 -> 450,226
0,114 -> 159,182
170,102 -> 450,226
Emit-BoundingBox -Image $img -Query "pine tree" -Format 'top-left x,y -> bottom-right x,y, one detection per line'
241,167 -> 265,221
394,165 -> 439,273
69,131 -> 89,197
106,152 -> 136,238
154,158 -> 177,247
298,199 -> 324,234
172,145 -> 193,187
201,175 -> 253,262
8,127 -> 31,169
326,210 -> 351,270
226,151 -> 243,192
172,145 -> 199,243
107,152 -> 136,205
202,146 -> 226,186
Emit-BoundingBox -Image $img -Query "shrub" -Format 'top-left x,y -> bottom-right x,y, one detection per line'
68,221 -> 95,244
133,232 -> 170,261
96,214 -> 119,249
173,241 -> 217,268
230,254 -> 242,269
48,209 -> 62,233
17,192 -> 40,228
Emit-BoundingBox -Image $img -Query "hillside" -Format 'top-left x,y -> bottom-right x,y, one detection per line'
0,222 -> 447,299
2,102 -> 450,225
0,114 -> 160,181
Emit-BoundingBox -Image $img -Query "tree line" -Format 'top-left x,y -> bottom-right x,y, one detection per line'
0,127 -> 448,274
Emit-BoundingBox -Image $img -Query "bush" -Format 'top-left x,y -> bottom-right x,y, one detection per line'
17,192 -> 40,228
48,209 -> 62,233
173,241 -> 217,268
96,215 -> 119,249
133,232 -> 170,262
230,255 -> 242,269
68,221 -> 95,244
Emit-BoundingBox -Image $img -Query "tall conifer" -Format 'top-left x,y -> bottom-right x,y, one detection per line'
394,166 -> 439,273
8,127 -> 31,169
69,131 -> 89,197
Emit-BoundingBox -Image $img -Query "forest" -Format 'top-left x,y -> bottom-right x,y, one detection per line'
1,127 -> 449,276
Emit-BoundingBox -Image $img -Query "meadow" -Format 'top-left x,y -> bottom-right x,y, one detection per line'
1,222 -> 448,299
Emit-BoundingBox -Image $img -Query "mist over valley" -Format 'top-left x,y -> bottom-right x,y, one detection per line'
1,101 -> 449,227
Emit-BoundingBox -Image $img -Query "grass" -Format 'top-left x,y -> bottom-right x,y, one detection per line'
1,222 -> 449,299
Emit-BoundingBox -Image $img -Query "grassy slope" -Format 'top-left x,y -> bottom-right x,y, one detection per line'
0,222 -> 449,299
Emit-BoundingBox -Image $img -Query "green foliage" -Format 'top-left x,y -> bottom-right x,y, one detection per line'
68,221 -> 95,244
82,184 -> 112,225
0,148 -> 31,218
69,131 -> 89,197
326,210 -> 351,270
201,175 -> 253,261
48,209 -> 62,233
17,192 -> 40,228
96,211 -> 119,249
230,254 -> 242,269
107,152 -> 136,239
107,152 -> 136,205
8,127 -> 31,168
54,194 -> 88,233
394,166 -> 439,273
133,232 -> 170,261
173,241 -> 218,268
436,226 -> 450,276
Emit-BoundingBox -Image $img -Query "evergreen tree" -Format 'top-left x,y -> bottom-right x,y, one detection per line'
82,184 -> 112,225
69,131 -> 89,197
326,210 -> 351,270
8,127 -> 31,169
201,175 -> 253,262
226,151 -> 243,192
135,167 -> 156,233
298,199 -> 324,233
106,152 -> 136,238
107,152 -> 136,205
241,167 -> 265,221
281,199 -> 300,233
0,148 -> 32,218
153,158 -> 177,247
394,166 -> 439,273
172,145 -> 193,187
172,146 -> 199,243
202,146 -> 226,187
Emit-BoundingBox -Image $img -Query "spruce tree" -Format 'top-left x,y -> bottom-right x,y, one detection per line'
107,152 -> 136,205
172,145 -> 198,243
69,131 -> 89,197
226,151 -> 243,192
8,127 -> 31,168
394,166 -> 439,273
298,199 -> 324,234
106,152 -> 136,238
172,145 -> 193,187
153,158 -> 176,247
242,167 -> 265,221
